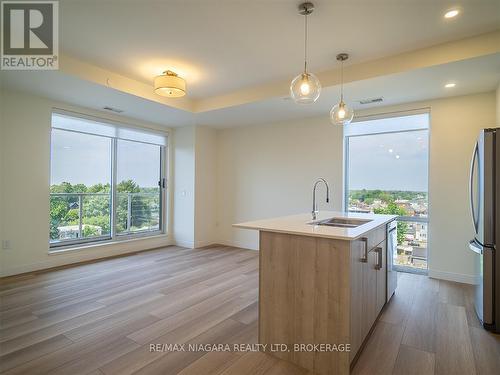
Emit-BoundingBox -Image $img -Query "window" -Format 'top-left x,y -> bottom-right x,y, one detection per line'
49,112 -> 167,248
344,113 -> 429,272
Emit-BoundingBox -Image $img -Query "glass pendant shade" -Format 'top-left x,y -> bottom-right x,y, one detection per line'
290,72 -> 321,104
330,101 -> 354,125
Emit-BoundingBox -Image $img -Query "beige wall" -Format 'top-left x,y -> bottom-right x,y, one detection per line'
0,89 -> 174,277
172,126 -> 196,248
171,125 -> 218,248
1,87 -> 497,282
194,126 -> 217,247
216,117 -> 344,250
497,81 -> 500,125
217,92 -> 496,283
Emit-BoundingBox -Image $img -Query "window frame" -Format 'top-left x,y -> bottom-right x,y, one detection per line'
343,110 -> 430,273
49,111 -> 168,250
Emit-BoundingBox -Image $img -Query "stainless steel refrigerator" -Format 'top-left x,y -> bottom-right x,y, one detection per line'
469,128 -> 499,332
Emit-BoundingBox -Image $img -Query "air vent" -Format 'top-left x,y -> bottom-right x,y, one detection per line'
103,106 -> 124,113
358,97 -> 384,105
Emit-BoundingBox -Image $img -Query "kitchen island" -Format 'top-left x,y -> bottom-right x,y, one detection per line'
234,211 -> 397,375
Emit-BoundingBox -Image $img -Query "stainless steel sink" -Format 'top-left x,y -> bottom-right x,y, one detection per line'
308,217 -> 372,228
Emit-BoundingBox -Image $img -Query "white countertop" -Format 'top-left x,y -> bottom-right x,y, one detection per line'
233,211 -> 397,241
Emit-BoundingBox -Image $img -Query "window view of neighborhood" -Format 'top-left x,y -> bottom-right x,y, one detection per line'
345,114 -> 429,271
50,181 -> 160,243
50,125 -> 162,245
348,190 -> 428,269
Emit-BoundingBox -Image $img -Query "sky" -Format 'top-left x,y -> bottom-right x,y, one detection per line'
51,129 -> 161,187
348,129 -> 429,192
52,124 -> 429,192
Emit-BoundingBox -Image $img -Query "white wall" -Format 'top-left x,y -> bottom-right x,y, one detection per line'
496,81 -> 500,125
216,117 -> 343,250
194,126 -> 217,247
172,125 -> 196,248
216,92 -> 496,283
172,125 -> 218,249
0,89 -> 174,277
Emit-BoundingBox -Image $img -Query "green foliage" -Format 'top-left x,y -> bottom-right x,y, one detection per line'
350,189 -> 427,203
117,180 -> 140,193
82,225 -> 100,238
350,189 -> 427,246
87,183 -> 110,193
373,202 -> 408,245
64,209 -> 79,224
50,181 -> 159,241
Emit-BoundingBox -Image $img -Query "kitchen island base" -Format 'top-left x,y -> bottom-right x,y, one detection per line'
258,226 -> 388,375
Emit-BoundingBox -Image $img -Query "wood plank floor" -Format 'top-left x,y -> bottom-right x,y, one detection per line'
1,246 -> 499,374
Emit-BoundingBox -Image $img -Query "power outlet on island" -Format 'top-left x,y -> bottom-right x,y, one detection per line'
2,240 -> 11,250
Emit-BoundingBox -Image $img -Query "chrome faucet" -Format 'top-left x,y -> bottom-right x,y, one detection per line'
312,178 -> 330,220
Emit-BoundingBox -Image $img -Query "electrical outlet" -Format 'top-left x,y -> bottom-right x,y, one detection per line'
2,240 -> 11,250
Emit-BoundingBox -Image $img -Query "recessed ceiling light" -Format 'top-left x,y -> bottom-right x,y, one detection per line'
444,9 -> 460,19
388,149 -> 394,153
395,155 -> 400,159
445,83 -> 456,88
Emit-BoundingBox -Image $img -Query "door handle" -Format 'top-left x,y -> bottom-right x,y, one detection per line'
469,142 -> 479,233
375,247 -> 382,270
360,237 -> 368,262
469,239 -> 483,255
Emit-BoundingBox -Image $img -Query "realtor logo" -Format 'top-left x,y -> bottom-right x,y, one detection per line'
1,0 -> 58,69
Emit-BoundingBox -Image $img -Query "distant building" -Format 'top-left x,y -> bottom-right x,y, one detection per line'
57,225 -> 102,239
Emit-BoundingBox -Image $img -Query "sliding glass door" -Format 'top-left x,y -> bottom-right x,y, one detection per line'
116,139 -> 162,235
49,113 -> 167,248
50,129 -> 113,244
344,113 -> 429,272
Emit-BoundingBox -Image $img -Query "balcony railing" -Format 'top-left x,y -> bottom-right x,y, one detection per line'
50,191 -> 160,246
394,217 -> 428,272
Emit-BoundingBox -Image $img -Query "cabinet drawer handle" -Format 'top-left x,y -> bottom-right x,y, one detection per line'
375,247 -> 382,270
360,237 -> 368,262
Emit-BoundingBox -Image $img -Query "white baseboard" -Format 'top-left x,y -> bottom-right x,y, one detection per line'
428,269 -> 477,285
174,239 -> 195,249
194,239 -> 216,248
218,239 -> 257,251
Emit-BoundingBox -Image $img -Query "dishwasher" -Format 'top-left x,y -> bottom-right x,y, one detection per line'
387,220 -> 398,301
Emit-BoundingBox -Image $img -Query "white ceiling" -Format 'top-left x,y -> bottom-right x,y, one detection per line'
195,53 -> 500,127
59,0 -> 500,99
0,70 -> 195,127
3,53 -> 498,128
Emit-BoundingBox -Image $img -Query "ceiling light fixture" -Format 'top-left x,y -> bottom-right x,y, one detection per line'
154,70 -> 186,97
330,53 -> 354,126
445,82 -> 456,88
290,2 -> 321,104
444,9 -> 460,18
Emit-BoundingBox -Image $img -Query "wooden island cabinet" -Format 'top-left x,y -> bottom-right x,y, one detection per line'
234,212 -> 396,375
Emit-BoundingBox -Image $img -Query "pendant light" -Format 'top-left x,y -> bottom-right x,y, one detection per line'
154,70 -> 186,97
330,53 -> 354,125
290,2 -> 321,104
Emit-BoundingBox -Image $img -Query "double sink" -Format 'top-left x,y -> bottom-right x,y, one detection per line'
309,217 -> 372,228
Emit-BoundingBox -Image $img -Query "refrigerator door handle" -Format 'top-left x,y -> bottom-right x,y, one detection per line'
469,239 -> 483,255
469,142 -> 479,234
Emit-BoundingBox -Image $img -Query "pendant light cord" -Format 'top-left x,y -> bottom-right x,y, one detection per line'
340,59 -> 344,102
304,14 -> 308,73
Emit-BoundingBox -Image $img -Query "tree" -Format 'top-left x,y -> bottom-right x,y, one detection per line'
374,202 -> 408,245
50,180 -> 158,240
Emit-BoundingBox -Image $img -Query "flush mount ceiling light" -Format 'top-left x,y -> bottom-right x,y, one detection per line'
445,82 -> 456,88
330,53 -> 354,126
154,70 -> 186,97
290,2 -> 321,104
444,9 -> 460,18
